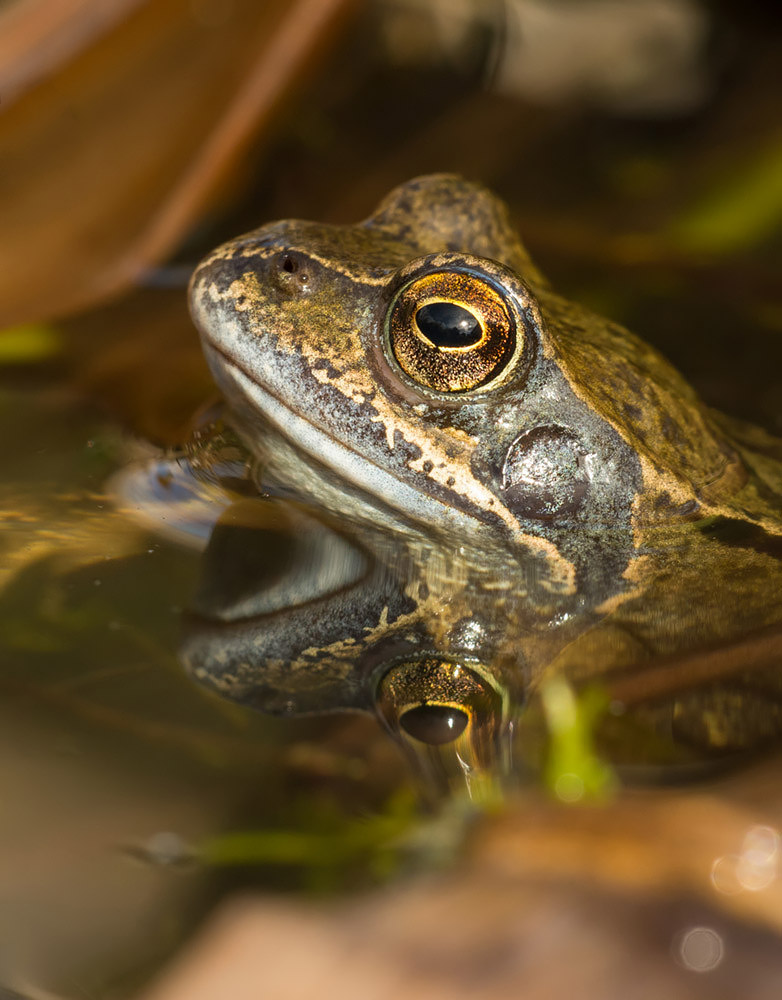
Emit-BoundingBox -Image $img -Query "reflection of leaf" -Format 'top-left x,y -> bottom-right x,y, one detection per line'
0,555 -> 107,652
0,0 -> 356,328
199,788 -> 419,887
0,546 -> 388,790
0,548 -> 261,763
668,141 -> 782,256
604,624 -> 782,707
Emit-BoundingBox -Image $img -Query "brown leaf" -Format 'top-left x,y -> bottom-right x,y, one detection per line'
0,0 -> 356,329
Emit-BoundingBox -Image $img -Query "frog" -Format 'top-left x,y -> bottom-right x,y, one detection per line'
183,174 -> 782,783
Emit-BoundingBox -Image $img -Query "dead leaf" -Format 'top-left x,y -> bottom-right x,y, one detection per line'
0,0 -> 356,329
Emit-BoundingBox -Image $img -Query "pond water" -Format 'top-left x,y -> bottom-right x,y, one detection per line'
0,387 -> 413,993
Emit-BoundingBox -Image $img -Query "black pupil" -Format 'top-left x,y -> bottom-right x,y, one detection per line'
415,302 -> 482,348
399,704 -> 469,745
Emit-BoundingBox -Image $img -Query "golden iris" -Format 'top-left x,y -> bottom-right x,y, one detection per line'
388,271 -> 517,392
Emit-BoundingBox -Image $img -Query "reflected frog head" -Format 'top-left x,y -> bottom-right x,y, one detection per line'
182,175 -> 782,788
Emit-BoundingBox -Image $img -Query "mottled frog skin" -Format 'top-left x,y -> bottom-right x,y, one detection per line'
185,175 -> 782,772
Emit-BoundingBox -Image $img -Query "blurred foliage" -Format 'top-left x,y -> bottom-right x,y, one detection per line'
540,679 -> 618,803
668,139 -> 782,256
0,324 -> 62,364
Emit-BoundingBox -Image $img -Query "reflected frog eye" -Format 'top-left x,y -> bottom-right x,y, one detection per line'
376,657 -> 505,756
387,271 -> 517,392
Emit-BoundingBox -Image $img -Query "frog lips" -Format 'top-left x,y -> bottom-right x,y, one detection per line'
203,342 -> 490,532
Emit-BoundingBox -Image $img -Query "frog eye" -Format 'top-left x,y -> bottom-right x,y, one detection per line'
387,271 -> 517,392
376,657 -> 505,766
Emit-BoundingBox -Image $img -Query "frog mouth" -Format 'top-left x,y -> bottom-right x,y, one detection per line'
203,344 -> 494,535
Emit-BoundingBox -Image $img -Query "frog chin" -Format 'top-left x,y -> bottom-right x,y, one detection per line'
206,346 -> 493,538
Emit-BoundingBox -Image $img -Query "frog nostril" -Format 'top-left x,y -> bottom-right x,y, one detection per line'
271,251 -> 314,295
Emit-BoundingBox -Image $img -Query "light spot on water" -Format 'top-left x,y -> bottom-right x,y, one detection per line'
675,926 -> 724,973
135,831 -> 192,867
711,825 -> 779,895
737,825 -> 778,890
554,772 -> 584,802
710,855 -> 742,895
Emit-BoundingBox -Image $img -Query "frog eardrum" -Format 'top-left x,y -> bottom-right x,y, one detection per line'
387,267 -> 518,392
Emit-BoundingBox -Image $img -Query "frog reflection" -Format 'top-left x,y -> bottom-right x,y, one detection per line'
182,175 -> 782,785
181,479 -> 519,789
